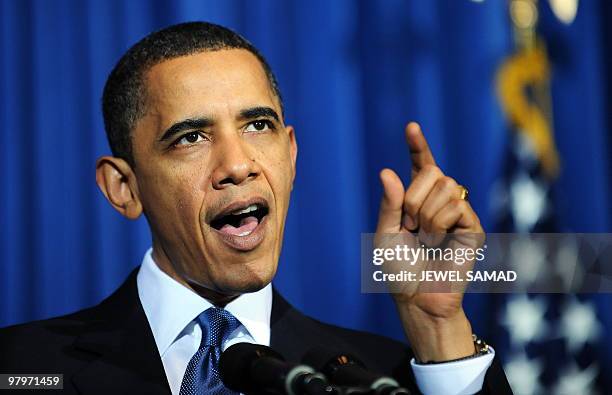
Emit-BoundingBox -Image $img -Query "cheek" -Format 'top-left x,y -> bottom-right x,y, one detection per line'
140,165 -> 208,229
172,175 -> 210,225
260,154 -> 294,214
253,136 -> 294,183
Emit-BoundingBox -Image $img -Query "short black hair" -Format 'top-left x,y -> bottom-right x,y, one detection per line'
102,21 -> 282,166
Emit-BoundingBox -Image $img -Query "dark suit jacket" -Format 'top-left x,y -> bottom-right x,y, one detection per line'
0,269 -> 512,394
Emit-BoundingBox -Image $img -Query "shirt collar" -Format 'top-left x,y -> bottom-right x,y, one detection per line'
137,248 -> 272,357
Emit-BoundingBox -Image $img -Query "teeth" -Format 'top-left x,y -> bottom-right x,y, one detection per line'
232,204 -> 258,216
238,230 -> 253,237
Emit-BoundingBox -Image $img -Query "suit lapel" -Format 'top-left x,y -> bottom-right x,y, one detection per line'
269,289 -> 317,363
71,269 -> 171,395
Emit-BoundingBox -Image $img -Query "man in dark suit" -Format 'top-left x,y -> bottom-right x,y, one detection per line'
0,22 -> 512,394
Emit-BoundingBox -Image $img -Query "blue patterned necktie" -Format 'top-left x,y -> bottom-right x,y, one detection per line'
179,308 -> 241,395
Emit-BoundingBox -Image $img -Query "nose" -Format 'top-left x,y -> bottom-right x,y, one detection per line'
211,134 -> 260,189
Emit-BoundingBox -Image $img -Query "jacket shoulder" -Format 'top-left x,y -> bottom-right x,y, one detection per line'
0,269 -> 139,372
0,306 -> 102,372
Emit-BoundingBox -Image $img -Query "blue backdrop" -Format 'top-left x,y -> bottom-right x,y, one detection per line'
1,0 -> 611,382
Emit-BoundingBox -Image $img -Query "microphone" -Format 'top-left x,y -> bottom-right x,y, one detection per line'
302,347 -> 411,395
219,343 -> 340,395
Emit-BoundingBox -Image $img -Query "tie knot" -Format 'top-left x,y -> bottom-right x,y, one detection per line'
198,308 -> 240,347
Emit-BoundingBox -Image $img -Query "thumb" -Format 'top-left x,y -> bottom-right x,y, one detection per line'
376,169 -> 405,234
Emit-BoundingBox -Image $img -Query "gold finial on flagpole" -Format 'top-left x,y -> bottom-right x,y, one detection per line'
497,0 -> 560,178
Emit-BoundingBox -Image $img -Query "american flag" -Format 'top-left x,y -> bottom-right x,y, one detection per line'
490,1 -> 606,393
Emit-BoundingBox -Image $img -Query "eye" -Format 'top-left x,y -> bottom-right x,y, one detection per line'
245,120 -> 273,133
175,131 -> 205,146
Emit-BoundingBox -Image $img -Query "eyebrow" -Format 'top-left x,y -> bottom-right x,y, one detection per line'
238,106 -> 280,122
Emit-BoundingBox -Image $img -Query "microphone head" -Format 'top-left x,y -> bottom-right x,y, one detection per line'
302,346 -> 366,372
303,346 -> 400,389
219,343 -> 284,392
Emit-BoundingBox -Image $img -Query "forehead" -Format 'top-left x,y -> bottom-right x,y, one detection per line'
143,49 -> 278,118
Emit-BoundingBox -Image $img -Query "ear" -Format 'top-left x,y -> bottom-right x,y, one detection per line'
286,125 -> 298,188
95,156 -> 143,220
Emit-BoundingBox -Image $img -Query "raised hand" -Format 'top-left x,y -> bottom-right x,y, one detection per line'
375,122 -> 484,363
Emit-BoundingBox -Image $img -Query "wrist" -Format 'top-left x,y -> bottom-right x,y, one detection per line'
399,305 -> 475,363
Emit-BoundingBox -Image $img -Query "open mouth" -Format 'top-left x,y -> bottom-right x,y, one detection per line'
210,201 -> 269,237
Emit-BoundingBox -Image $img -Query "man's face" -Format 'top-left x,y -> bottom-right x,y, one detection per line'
130,49 -> 297,296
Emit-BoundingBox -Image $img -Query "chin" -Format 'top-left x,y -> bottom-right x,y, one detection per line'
202,263 -> 276,296
228,267 -> 276,293
232,279 -> 269,294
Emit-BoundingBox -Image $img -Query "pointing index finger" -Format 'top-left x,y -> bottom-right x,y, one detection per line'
406,122 -> 436,178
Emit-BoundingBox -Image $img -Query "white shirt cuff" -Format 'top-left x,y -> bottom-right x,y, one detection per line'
410,347 -> 495,395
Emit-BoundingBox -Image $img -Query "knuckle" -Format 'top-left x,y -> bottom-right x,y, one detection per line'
444,176 -> 457,187
419,206 -> 433,225
422,164 -> 441,177
451,198 -> 466,210
404,196 -> 420,214
420,216 -> 432,232
439,176 -> 457,191
431,215 -> 444,230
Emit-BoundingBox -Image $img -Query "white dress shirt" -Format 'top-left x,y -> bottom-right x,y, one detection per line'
137,248 -> 494,395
